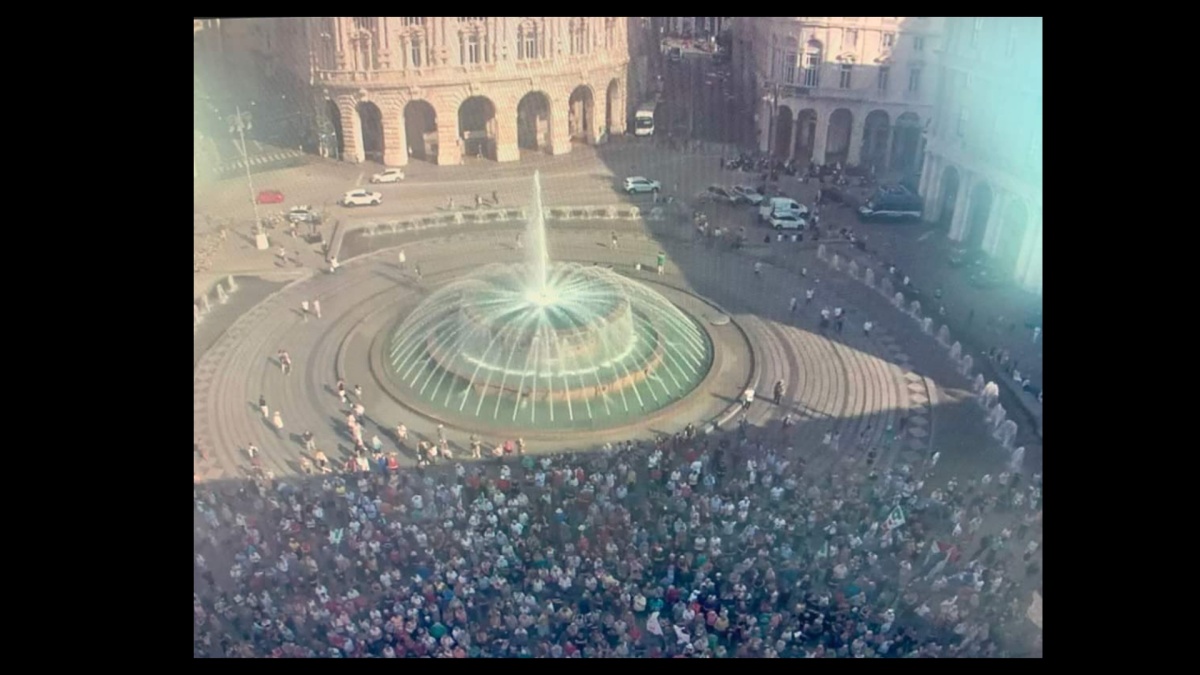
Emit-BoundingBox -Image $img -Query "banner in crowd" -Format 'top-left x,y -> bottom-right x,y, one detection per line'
883,505 -> 906,532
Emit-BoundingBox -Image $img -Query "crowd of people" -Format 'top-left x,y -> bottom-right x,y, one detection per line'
194,425 -> 1043,658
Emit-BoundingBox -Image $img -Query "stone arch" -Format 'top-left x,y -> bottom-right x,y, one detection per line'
517,91 -> 552,153
862,110 -> 890,170
826,108 -> 853,165
793,109 -> 818,162
891,112 -> 922,172
458,95 -> 497,161
965,181 -> 993,250
996,197 -> 1029,276
774,105 -> 794,158
356,101 -> 384,163
605,78 -> 622,137
324,98 -> 344,160
568,85 -> 595,143
403,100 -> 437,163
937,165 -> 960,228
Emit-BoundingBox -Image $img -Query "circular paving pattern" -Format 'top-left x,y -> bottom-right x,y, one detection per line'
194,227 -> 937,482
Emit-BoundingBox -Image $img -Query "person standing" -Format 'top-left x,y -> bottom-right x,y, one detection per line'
278,350 -> 292,375
353,384 -> 363,399
515,233 -> 523,249
258,395 -> 269,419
805,288 -> 815,305
753,261 -> 763,277
656,251 -> 666,275
741,387 -> 755,411
773,379 -> 785,405
302,430 -> 316,452
271,410 -> 284,436
328,256 -> 339,274
611,231 -> 619,250
398,249 -> 406,269
474,194 -> 482,209
863,320 -> 873,337
300,300 -> 310,321
395,422 -> 408,445
1032,326 -> 1041,343
492,190 -> 499,205
789,296 -> 798,313
414,264 -> 422,282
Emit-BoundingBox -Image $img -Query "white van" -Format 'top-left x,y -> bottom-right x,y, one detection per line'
759,197 -> 809,222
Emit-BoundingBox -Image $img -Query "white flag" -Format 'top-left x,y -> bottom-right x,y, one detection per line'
883,505 -> 906,532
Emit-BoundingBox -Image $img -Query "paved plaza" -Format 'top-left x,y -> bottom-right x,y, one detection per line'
193,143 -> 1038,490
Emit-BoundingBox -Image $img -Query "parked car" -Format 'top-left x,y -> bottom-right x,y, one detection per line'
255,189 -> 285,204
340,189 -> 382,207
768,212 -> 806,230
623,176 -> 661,194
701,185 -> 742,204
857,184 -> 923,222
732,185 -> 765,206
370,168 -> 406,184
759,197 -> 809,222
286,205 -> 321,224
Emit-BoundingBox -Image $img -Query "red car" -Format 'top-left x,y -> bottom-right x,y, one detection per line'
255,189 -> 285,204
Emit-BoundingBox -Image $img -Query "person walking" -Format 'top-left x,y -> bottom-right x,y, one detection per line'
271,410 -> 284,436
336,380 -> 348,405
414,264 -> 422,282
805,288 -> 815,305
474,194 -> 482,209
611,231 -> 619,250
312,299 -> 321,319
300,300 -> 310,321
789,296 -> 798,313
753,261 -> 763,277
773,379 -> 785,405
656,251 -> 666,276
398,249 -> 407,269
258,395 -> 269,419
741,387 -> 755,411
328,256 -> 339,274
353,384 -> 363,399
302,430 -> 316,452
515,233 -> 523,249
278,349 -> 292,375
863,320 -> 873,337
492,190 -> 499,205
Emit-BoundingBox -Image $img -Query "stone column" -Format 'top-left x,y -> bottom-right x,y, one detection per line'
918,153 -> 934,198
1015,214 -> 1042,293
920,157 -> 939,221
758,101 -> 771,153
782,114 -> 795,160
496,105 -> 520,162
812,111 -> 829,164
609,78 -> 627,135
339,101 -> 364,163
382,106 -> 407,167
436,106 -> 461,165
549,98 -> 572,155
947,174 -> 971,241
848,113 -> 866,166
587,93 -> 602,145
982,193 -> 1006,253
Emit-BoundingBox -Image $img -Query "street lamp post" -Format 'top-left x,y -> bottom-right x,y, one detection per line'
228,104 -> 270,250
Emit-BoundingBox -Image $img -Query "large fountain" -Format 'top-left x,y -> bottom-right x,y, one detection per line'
384,172 -> 714,431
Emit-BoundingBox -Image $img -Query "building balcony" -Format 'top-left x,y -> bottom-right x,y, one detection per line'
769,81 -> 934,108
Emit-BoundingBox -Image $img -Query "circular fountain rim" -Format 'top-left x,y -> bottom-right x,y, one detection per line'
367,273 -> 737,441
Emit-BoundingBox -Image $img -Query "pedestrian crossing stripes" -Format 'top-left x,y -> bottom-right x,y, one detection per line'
217,149 -> 305,174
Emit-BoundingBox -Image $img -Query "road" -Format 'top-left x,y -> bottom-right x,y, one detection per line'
657,43 -> 737,147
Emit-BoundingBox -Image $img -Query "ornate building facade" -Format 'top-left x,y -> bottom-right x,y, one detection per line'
295,17 -> 631,166
918,17 -> 1042,294
734,17 -> 942,172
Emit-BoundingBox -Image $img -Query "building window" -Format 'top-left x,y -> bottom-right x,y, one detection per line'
913,36 -> 925,51
804,42 -> 822,87
410,35 -> 423,67
972,18 -> 984,47
957,106 -> 968,137
518,23 -> 539,60
401,18 -> 424,27
908,67 -> 922,93
877,66 -> 890,92
605,18 -> 615,47
844,29 -> 858,47
570,18 -> 588,55
839,63 -> 853,89
882,33 -> 895,48
461,32 -> 481,64
458,17 -> 484,23
783,51 -> 797,83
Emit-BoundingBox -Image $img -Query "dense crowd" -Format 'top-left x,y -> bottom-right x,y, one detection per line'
194,426 -> 1042,658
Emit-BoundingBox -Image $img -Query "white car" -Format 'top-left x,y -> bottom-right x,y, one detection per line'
370,168 -> 405,184
759,197 -> 809,222
340,189 -> 382,207
732,185 -> 765,205
623,176 -> 661,194
768,212 -> 806,230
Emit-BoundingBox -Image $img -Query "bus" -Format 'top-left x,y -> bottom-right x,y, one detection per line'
634,101 -> 658,137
